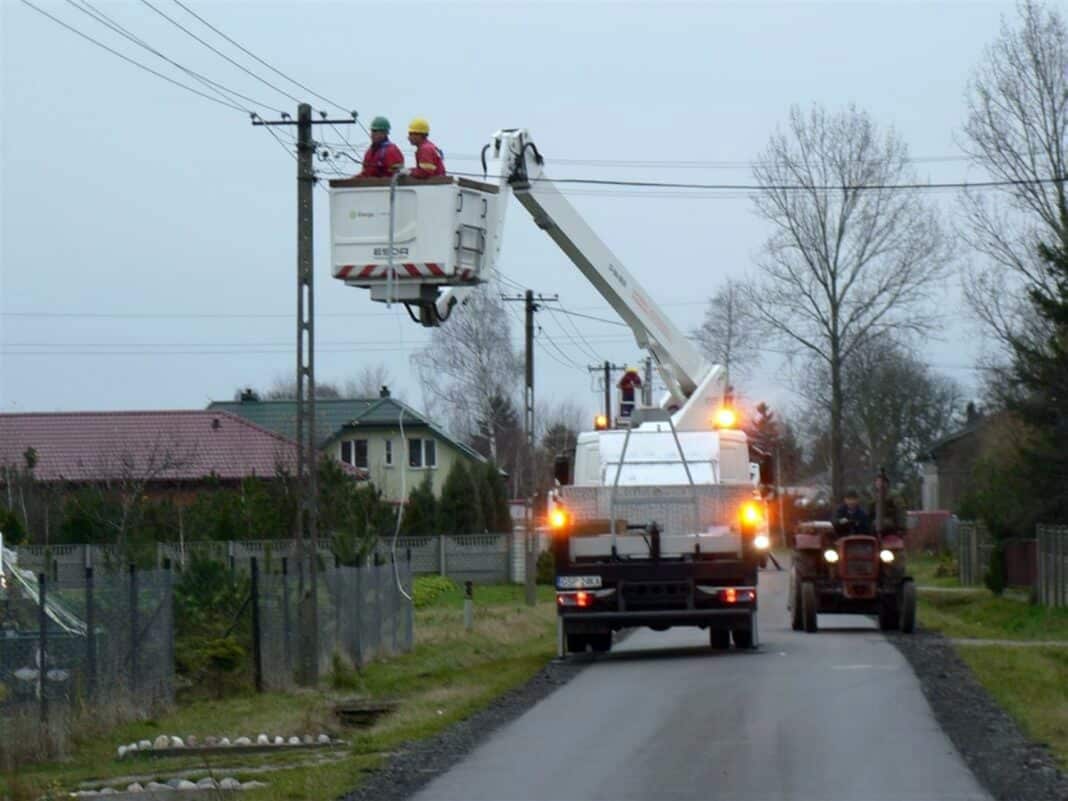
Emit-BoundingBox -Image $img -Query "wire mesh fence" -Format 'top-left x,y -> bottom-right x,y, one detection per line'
254,555 -> 414,691
0,564 -> 174,766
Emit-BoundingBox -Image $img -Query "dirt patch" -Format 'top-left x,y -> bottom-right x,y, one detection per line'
339,658 -> 585,801
889,630 -> 1068,801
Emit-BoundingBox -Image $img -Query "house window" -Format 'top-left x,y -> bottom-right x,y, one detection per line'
385,439 -> 393,466
341,439 -> 368,468
408,438 -> 437,469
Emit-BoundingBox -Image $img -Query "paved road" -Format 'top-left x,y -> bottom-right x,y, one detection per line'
411,565 -> 991,801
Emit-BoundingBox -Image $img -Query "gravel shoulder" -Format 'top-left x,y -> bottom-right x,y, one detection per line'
340,658 -> 587,801
888,630 -> 1068,801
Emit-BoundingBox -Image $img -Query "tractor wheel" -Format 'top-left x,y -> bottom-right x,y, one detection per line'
566,634 -> 588,654
790,577 -> 804,631
878,598 -> 898,631
709,628 -> 731,650
899,581 -> 917,634
590,632 -> 612,653
801,582 -> 819,633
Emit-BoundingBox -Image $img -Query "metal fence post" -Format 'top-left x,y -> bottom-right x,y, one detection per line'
129,563 -> 139,696
281,557 -> 292,678
374,555 -> 383,658
250,558 -> 263,693
406,553 -> 414,651
439,534 -> 446,577
85,565 -> 96,701
354,561 -> 363,665
38,573 -> 48,729
390,555 -> 399,655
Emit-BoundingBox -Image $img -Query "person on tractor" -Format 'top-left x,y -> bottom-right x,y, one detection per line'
869,470 -> 905,534
832,488 -> 871,535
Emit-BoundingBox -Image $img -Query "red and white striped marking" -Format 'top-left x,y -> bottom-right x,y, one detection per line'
335,263 -> 456,280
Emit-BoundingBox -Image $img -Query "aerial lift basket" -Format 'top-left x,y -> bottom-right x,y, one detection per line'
328,175 -> 502,325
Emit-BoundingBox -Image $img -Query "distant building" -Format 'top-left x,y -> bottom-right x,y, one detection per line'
0,409 -> 361,505
208,392 -> 486,504
920,404 -> 1002,513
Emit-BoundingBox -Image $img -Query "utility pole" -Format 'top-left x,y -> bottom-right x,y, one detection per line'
524,290 -> 537,607
587,362 -> 626,422
503,291 -> 558,607
253,103 -> 355,685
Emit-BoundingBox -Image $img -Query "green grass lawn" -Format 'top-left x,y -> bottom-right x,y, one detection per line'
918,590 -> 1068,641
956,645 -> 1068,769
915,581 -> 1068,770
2,581 -> 559,801
909,553 -> 962,588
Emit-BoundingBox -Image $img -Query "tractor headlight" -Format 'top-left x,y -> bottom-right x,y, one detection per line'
754,534 -> 770,551
880,549 -> 895,563
823,549 -> 839,563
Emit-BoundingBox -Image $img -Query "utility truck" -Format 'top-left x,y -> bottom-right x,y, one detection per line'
329,129 -> 769,655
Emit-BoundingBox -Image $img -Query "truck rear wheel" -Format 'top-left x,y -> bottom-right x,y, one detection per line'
590,632 -> 612,653
790,577 -> 803,631
801,581 -> 818,633
709,628 -> 731,649
732,622 -> 758,650
566,634 -> 589,654
899,581 -> 916,634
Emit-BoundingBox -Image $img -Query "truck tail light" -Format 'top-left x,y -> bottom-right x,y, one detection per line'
556,591 -> 593,608
719,588 -> 756,604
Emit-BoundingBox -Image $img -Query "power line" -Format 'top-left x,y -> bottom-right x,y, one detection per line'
65,0 -> 283,113
169,0 -> 352,115
544,303 -> 603,362
19,0 -> 245,113
139,0 -> 304,106
554,307 -> 628,327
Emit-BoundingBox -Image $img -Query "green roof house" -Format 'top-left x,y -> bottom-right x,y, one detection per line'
208,392 -> 485,503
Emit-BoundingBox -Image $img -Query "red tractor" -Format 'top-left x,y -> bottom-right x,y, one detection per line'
788,520 -> 916,634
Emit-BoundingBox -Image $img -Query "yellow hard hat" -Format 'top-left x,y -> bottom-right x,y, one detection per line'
408,117 -> 430,135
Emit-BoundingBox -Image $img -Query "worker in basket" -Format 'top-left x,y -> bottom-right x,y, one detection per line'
407,117 -> 446,178
357,116 -> 404,178
832,488 -> 871,536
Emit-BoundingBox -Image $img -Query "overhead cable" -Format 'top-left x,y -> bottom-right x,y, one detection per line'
19,0 -> 245,113
170,0 -> 352,115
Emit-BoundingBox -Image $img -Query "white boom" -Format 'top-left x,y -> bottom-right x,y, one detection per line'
437,129 -> 726,427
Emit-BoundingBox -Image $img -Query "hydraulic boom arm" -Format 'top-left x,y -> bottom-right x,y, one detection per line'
439,129 -> 725,423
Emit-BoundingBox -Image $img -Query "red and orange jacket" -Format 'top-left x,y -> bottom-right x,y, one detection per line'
359,139 -> 404,178
410,139 -> 446,178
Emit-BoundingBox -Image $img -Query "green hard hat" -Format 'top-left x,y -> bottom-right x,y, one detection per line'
370,116 -> 391,132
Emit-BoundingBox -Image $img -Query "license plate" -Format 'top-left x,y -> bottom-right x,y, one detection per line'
556,575 -> 603,589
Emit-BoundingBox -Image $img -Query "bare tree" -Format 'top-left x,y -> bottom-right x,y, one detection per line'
342,364 -> 396,399
961,0 -> 1068,352
797,338 -> 964,503
411,287 -> 521,447
263,377 -> 343,400
692,278 -> 765,385
745,104 -> 951,499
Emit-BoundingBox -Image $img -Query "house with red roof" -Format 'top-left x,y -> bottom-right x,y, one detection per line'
0,409 -> 365,506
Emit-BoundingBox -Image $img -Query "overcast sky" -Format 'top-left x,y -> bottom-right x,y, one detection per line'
1,0 -> 1030,429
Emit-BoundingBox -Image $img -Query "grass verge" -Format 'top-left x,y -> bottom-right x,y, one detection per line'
2,583 -> 558,801
954,645 -> 1068,769
915,579 -> 1068,770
